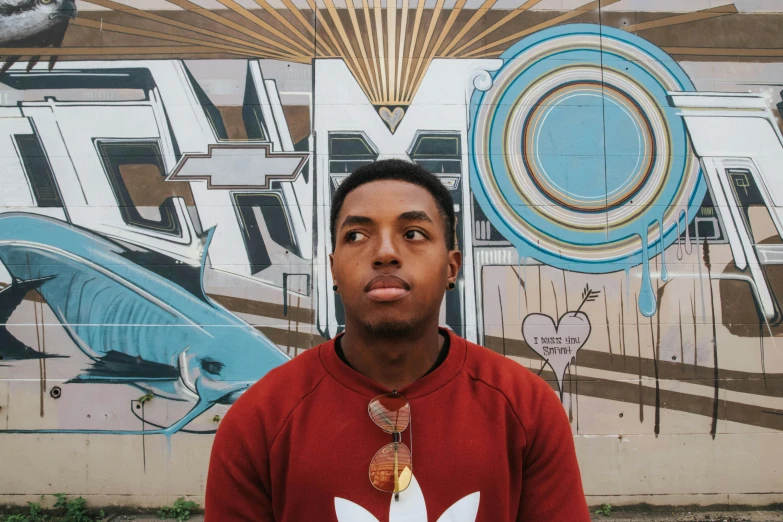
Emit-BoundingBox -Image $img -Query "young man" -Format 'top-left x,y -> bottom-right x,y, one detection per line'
205,160 -> 590,521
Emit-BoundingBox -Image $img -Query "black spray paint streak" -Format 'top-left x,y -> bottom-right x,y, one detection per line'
498,286 -> 506,357
604,287 -> 612,363
703,241 -> 719,439
634,294 -> 643,423
75,351 -> 180,381
653,280 -> 668,437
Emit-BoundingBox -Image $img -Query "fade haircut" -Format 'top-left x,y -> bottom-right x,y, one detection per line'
330,159 -> 457,251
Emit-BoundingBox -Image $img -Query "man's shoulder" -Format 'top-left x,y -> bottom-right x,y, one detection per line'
460,337 -> 559,422
462,338 -> 550,389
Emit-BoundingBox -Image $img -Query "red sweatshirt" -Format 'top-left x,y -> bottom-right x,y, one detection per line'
205,329 -> 589,522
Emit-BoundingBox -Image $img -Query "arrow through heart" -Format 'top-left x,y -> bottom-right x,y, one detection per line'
522,312 -> 591,400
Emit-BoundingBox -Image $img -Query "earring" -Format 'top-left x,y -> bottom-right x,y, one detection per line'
333,285 -> 338,292
448,282 -> 455,290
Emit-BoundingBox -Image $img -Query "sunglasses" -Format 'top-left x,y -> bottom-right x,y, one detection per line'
368,391 -> 412,498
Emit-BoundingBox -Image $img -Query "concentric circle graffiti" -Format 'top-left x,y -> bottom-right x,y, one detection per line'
469,24 -> 706,276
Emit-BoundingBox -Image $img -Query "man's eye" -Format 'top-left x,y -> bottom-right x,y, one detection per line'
404,230 -> 426,240
346,231 -> 367,242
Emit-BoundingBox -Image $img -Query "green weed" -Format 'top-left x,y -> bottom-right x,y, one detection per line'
158,497 -> 199,522
1,495 -> 103,522
594,503 -> 613,517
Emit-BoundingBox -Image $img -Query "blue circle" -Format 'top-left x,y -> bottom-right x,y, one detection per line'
469,24 -> 707,273
532,88 -> 645,207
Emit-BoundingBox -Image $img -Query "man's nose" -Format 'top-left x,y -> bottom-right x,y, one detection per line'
373,232 -> 400,267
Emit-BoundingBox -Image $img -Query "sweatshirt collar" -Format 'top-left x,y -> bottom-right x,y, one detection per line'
319,327 -> 467,399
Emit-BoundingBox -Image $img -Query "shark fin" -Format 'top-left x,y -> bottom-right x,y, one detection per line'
113,237 -> 214,304
199,226 -> 217,307
108,226 -> 217,306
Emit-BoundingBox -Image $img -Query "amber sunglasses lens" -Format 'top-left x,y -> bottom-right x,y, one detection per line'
369,442 -> 412,493
368,393 -> 410,433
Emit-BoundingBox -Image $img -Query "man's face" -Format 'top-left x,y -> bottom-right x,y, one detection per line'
330,180 -> 462,336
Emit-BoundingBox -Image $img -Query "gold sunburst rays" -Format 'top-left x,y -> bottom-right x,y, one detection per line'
2,0 -> 738,132
38,0 -> 614,101
66,0 -> 315,61
79,0 -> 294,58
460,0 -> 620,58
313,0 -> 614,132
70,18 -> 289,59
0,45 -> 239,57
446,0 -> 542,58
211,0 -> 312,56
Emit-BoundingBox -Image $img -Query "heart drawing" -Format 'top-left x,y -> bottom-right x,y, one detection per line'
522,311 -> 591,399
378,106 -> 405,133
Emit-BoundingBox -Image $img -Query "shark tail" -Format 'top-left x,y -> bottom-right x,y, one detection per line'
0,275 -> 66,361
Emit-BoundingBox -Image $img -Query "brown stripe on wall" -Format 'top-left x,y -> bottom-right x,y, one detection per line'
208,293 -> 314,324
484,335 -> 783,399
533,367 -> 783,432
255,326 -> 326,351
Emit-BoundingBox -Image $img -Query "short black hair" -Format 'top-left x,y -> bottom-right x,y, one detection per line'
330,159 -> 456,251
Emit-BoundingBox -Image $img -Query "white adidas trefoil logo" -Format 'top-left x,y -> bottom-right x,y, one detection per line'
335,475 -> 480,522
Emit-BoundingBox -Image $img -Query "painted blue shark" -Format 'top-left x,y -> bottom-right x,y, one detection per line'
0,212 -> 290,435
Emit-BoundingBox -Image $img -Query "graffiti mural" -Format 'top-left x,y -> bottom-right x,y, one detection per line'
0,0 -> 782,504
0,215 -> 288,436
0,0 -> 77,73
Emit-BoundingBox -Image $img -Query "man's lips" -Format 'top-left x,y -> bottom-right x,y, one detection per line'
364,275 -> 410,302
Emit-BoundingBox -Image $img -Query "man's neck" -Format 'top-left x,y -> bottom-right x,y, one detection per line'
339,320 -> 444,391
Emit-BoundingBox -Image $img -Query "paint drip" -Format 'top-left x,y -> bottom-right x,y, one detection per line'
523,255 -> 528,311
684,208 -> 692,255
517,257 -> 522,320
676,212 -> 683,261
659,219 -> 669,282
625,264 -> 630,304
638,231 -> 657,317
694,220 -> 706,321
516,247 -> 526,269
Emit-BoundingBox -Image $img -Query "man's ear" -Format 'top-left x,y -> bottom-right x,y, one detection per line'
447,249 -> 462,282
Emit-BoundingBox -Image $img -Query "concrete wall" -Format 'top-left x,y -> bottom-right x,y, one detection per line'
0,0 -> 781,508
